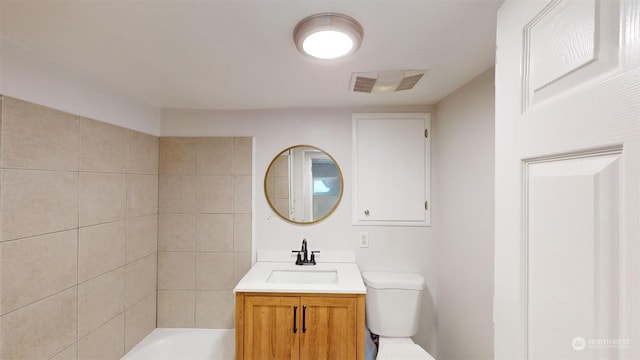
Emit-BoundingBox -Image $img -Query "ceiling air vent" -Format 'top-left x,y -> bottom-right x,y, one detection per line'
353,76 -> 377,93
350,70 -> 428,93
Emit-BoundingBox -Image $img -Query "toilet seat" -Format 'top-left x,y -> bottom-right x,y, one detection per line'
376,338 -> 435,360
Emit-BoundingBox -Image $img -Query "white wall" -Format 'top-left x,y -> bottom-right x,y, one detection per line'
161,105 -> 438,352
0,38 -> 161,135
433,67 -> 495,359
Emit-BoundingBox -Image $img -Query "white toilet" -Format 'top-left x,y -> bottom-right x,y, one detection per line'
362,272 -> 435,360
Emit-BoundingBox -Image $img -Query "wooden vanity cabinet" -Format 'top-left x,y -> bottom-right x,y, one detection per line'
235,292 -> 365,360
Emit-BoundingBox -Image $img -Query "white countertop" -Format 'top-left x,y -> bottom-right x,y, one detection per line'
233,255 -> 366,294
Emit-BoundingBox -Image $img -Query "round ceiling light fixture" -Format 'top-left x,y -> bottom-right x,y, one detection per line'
293,13 -> 364,60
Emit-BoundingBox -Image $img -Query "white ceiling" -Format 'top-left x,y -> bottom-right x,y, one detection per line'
1,0 -> 503,110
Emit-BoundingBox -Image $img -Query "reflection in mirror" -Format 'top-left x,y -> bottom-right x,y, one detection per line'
264,145 -> 343,224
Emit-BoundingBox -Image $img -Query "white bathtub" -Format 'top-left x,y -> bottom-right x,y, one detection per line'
121,328 -> 234,360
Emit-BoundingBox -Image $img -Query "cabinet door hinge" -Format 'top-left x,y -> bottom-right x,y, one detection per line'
425,201 -> 428,210
424,129 -> 429,138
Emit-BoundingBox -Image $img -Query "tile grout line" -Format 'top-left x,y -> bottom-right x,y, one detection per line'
76,114 -> 81,359
232,140 -> 237,292
47,342 -> 75,360
155,135 -> 160,330
193,138 -> 197,327
2,214 -> 140,246
124,129 -> 131,354
0,282 -> 80,319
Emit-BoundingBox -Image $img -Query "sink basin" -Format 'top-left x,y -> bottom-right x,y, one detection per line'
267,270 -> 338,284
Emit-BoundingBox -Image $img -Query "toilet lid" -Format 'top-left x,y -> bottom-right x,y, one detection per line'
362,272 -> 425,290
377,343 -> 435,360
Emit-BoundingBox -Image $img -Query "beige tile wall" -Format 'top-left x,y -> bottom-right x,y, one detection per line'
157,137 -> 252,329
0,96 -> 159,360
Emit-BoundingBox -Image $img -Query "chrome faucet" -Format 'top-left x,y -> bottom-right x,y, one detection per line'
292,238 -> 319,265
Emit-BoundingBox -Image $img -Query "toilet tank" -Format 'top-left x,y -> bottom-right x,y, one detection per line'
362,272 -> 425,337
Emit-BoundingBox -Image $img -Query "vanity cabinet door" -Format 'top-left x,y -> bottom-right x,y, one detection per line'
243,295 -> 300,360
299,296 -> 357,360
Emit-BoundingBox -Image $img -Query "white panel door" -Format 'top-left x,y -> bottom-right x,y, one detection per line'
495,0 -> 640,359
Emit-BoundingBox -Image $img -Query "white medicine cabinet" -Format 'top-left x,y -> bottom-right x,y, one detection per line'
352,113 -> 431,226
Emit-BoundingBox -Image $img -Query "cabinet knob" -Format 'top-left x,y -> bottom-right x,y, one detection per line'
364,210 -> 370,216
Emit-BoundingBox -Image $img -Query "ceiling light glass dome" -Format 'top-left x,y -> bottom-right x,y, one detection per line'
293,13 -> 364,60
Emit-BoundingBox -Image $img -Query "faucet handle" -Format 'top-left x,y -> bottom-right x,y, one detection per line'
310,250 -> 320,264
291,250 -> 303,265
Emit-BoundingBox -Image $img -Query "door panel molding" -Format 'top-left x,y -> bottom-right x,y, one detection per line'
521,144 -> 631,358
522,0 -> 621,112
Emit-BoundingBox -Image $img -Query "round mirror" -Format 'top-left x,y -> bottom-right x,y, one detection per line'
264,145 -> 343,224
